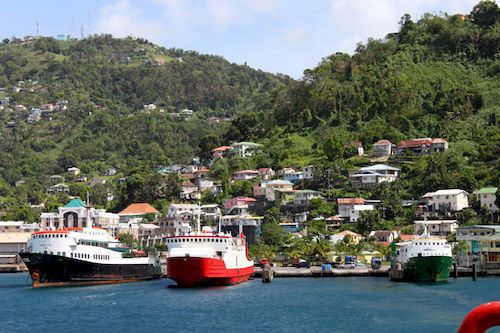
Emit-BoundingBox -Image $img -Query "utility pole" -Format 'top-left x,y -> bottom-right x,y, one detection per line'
36,22 -> 39,36
80,24 -> 84,39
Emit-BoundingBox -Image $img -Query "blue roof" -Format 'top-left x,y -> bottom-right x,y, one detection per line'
64,198 -> 86,208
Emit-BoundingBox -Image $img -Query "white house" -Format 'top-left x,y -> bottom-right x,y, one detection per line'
67,167 -> 81,175
231,142 -> 262,157
233,170 -> 259,181
429,189 -> 469,212
264,179 -> 294,201
301,165 -> 315,179
349,204 -> 375,222
166,204 -> 200,219
294,190 -> 322,206
369,230 -> 398,243
337,198 -> 366,218
477,187 -> 498,212
349,164 -> 399,189
372,140 -> 394,157
414,220 -> 458,236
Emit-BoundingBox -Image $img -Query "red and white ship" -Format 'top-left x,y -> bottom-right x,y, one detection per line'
166,223 -> 254,287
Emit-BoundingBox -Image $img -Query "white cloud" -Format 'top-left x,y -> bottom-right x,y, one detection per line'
280,27 -> 311,46
96,0 -> 163,40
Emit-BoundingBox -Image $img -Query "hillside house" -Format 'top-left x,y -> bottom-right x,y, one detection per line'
192,177 -> 214,192
231,142 -> 261,157
181,109 -> 193,119
344,141 -> 364,156
14,105 -> 26,111
301,165 -> 315,179
118,203 -> 161,224
46,183 -> 69,195
258,167 -> 275,180
233,170 -> 259,181
330,230 -> 363,245
372,140 -> 394,157
166,204 -> 199,219
279,167 -> 295,176
118,56 -> 130,63
224,197 -> 257,214
349,205 -> 375,222
294,190 -> 322,206
423,189 -> 469,212
477,187 -> 498,212
430,138 -> 449,152
180,181 -> 199,200
370,230 -> 398,244
105,168 -> 117,176
49,175 -> 65,183
349,164 -> 400,189
212,146 -> 233,160
338,198 -> 366,218
194,168 -> 210,178
263,179 -> 294,201
414,220 -> 458,236
90,178 -> 106,187
284,171 -> 303,184
67,167 -> 81,175
396,138 -> 432,155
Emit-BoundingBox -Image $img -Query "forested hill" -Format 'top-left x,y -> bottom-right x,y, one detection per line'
223,1 -> 499,189
0,35 -> 287,191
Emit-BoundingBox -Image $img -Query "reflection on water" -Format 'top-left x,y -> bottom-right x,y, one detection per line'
0,273 -> 499,333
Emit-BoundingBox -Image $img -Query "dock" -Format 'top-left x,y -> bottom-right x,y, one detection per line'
252,265 -> 498,278
0,264 -> 27,273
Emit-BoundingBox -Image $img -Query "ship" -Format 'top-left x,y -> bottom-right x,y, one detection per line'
19,212 -> 161,288
389,224 -> 452,282
166,207 -> 254,287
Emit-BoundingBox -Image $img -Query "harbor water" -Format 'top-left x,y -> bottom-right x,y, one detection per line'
0,273 -> 499,332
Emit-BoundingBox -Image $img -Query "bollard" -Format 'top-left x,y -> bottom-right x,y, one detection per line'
453,262 -> 458,278
262,264 -> 274,283
472,263 -> 477,281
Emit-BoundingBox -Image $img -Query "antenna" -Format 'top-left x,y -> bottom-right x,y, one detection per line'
197,202 -> 201,233
71,17 -> 74,37
36,22 -> 39,36
88,11 -> 91,37
80,24 -> 84,39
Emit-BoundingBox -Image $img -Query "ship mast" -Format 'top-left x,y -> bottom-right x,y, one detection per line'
86,191 -> 92,229
197,201 -> 201,233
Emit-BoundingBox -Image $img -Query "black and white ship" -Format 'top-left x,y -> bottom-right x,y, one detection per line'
19,205 -> 161,288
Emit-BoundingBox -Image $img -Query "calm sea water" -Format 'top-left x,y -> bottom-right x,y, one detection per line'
0,274 -> 499,333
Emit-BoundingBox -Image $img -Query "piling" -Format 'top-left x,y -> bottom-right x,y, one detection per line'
262,264 -> 274,283
472,263 -> 477,281
453,262 -> 458,278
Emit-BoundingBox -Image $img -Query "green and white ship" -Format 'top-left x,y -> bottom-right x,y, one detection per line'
389,225 -> 452,282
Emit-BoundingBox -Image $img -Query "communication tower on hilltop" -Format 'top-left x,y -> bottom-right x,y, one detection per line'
80,24 -> 84,39
36,22 -> 40,36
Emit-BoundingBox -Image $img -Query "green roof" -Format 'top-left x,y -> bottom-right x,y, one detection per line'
64,198 -> 86,208
232,142 -> 261,146
477,187 -> 498,194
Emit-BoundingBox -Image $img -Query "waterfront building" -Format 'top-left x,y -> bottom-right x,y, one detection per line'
118,203 -> 161,224
40,199 -> 119,234
414,220 -> 459,236
0,221 -> 41,263
477,187 -> 499,212
456,225 -> 500,268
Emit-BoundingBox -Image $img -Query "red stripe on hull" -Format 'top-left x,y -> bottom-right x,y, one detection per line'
167,257 -> 254,287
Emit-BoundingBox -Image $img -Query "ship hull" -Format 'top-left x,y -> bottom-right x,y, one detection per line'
390,255 -> 452,282
19,252 -> 161,288
167,256 -> 254,287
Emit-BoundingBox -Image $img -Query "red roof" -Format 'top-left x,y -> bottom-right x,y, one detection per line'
398,139 -> 431,148
182,181 -> 196,187
338,198 -> 365,204
374,140 -> 392,145
432,138 -> 447,143
233,196 -> 257,202
212,146 -> 233,152
195,168 -> 211,173
179,173 -> 195,179
258,168 -> 272,172
118,203 -> 160,215
399,235 -> 418,241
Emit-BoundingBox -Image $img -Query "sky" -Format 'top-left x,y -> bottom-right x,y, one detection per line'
0,0 -> 480,78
